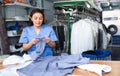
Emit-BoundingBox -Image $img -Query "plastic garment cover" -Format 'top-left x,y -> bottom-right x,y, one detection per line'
71,19 -> 95,54
71,18 -> 109,54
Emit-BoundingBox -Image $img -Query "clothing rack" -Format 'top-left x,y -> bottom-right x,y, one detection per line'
53,1 -> 101,54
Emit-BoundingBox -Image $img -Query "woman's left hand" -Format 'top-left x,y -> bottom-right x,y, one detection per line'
42,37 -> 56,48
42,37 -> 51,43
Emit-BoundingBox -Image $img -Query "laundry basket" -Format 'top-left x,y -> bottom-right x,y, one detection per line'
82,50 -> 111,60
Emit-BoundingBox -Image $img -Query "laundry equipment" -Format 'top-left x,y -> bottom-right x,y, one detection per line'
102,10 -> 120,45
102,10 -> 120,35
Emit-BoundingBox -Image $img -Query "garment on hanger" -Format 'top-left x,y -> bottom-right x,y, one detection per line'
50,21 -> 67,53
98,23 -> 109,49
71,18 -> 109,54
71,19 -> 95,54
83,19 -> 99,50
53,26 -> 65,51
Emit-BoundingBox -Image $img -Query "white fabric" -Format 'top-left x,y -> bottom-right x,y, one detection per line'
77,64 -> 112,76
1,54 -> 33,76
84,19 -> 99,50
71,18 -> 109,54
3,54 -> 32,66
3,55 -> 24,65
98,24 -> 109,49
71,19 -> 95,54
0,61 -> 32,76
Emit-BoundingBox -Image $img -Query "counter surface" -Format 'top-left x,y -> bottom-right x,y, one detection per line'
0,60 -> 120,76
66,60 -> 120,76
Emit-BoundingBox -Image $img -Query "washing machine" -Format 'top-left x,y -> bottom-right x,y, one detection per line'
102,10 -> 120,35
102,10 -> 120,45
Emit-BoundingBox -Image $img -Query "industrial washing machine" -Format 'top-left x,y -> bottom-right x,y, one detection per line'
102,10 -> 120,45
102,10 -> 120,35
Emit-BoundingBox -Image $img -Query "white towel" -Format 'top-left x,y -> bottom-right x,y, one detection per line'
77,64 -> 111,76
1,54 -> 33,76
3,55 -> 24,65
3,54 -> 32,66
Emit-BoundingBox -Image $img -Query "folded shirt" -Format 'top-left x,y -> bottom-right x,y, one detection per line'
77,64 -> 112,76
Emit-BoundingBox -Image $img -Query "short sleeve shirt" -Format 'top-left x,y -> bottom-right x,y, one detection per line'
19,24 -> 58,57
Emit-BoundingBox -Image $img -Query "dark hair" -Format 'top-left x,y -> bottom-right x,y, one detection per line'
29,8 -> 45,25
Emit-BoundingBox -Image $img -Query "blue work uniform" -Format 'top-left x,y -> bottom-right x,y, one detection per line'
19,24 -> 58,57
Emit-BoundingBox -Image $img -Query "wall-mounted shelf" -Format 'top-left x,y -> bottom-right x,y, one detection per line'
0,0 -> 46,54
7,30 -> 22,37
1,2 -> 41,54
2,2 -> 44,9
5,17 -> 29,21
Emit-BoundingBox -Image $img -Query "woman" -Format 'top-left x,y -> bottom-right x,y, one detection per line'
19,8 -> 58,57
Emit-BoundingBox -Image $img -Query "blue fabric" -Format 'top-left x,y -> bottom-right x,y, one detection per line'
19,24 -> 58,57
95,50 -> 111,58
82,50 -> 111,60
17,54 -> 90,76
29,39 -> 46,60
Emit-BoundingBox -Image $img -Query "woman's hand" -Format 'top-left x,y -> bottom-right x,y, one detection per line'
42,37 -> 56,48
23,38 -> 39,51
42,37 -> 51,43
30,38 -> 39,44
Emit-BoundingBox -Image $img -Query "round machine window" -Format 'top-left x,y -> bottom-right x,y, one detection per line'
108,24 -> 118,35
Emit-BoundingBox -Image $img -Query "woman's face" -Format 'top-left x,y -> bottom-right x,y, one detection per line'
31,12 -> 43,27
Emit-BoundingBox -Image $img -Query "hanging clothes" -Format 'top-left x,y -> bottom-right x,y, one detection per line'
53,26 -> 65,51
50,21 -> 67,53
71,19 -> 95,54
83,19 -> 99,50
98,23 -> 109,49
71,18 -> 109,54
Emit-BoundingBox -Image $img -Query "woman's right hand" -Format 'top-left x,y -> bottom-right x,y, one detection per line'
23,38 -> 40,51
22,38 -> 39,51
